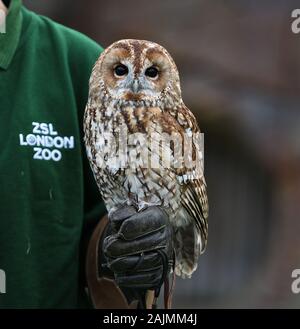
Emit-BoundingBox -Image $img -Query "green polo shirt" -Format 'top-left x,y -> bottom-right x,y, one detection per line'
0,0 -> 106,308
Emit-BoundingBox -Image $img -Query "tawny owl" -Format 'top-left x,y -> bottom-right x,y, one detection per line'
84,39 -> 208,278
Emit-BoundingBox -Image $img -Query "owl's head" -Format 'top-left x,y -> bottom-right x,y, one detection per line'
91,39 -> 182,106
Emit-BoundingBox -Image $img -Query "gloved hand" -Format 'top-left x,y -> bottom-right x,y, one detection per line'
102,205 -> 174,291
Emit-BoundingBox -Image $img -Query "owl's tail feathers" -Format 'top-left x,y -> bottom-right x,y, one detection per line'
174,223 -> 202,278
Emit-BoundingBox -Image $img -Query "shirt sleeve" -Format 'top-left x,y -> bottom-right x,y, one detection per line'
67,31 -> 107,225
65,31 -> 107,302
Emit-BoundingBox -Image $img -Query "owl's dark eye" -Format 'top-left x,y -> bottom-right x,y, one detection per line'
145,66 -> 159,79
114,64 -> 128,77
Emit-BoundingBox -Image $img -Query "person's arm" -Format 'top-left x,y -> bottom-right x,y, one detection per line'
66,34 -> 105,306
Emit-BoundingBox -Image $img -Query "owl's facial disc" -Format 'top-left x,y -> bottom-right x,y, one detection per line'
109,61 -> 164,102
99,40 -> 181,103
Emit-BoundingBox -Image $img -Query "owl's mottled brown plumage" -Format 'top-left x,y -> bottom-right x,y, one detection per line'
84,39 -> 208,278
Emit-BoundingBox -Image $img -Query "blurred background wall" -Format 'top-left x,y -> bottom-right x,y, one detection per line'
23,0 -> 300,308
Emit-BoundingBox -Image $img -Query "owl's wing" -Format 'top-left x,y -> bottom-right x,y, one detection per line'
175,167 -> 208,278
170,105 -> 209,277
181,175 -> 208,248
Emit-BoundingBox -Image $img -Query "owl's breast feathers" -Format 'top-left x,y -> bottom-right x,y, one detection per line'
85,102 -> 208,247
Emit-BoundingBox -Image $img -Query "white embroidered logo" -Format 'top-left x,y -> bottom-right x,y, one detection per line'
19,122 -> 75,162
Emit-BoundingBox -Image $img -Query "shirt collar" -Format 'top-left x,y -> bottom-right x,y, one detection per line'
0,0 -> 22,70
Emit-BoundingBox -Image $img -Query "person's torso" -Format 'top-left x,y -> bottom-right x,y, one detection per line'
0,7 -> 102,308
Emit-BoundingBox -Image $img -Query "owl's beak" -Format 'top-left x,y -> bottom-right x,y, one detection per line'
131,79 -> 141,93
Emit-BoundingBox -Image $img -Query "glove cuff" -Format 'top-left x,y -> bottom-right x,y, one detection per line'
86,214 -> 138,309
